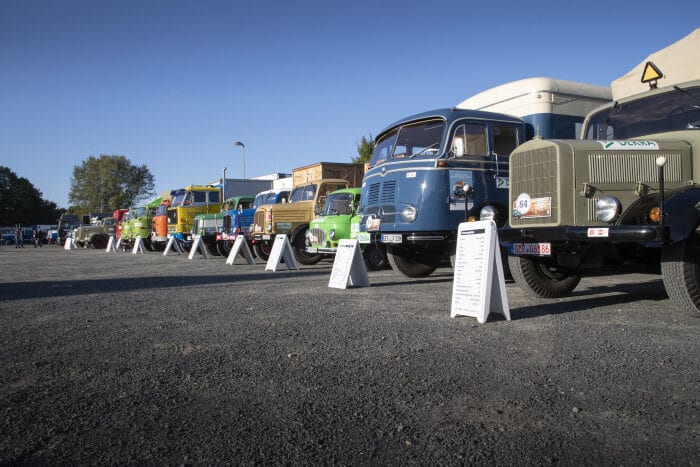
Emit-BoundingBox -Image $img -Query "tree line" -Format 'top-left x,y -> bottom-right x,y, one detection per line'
2,136 -> 374,227
1,155 -> 155,226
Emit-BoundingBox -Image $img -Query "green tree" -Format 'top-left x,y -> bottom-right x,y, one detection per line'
0,166 -> 63,225
69,155 -> 155,213
352,134 -> 374,164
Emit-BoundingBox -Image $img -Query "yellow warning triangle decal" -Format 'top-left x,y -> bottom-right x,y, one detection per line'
641,61 -> 663,83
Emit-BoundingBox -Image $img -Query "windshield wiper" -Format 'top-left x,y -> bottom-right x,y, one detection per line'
409,142 -> 440,159
674,85 -> 700,105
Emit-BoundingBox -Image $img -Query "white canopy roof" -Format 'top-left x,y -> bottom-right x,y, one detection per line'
611,28 -> 700,100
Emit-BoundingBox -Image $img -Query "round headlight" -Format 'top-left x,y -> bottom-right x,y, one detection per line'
329,229 -> 336,240
402,206 -> 417,222
596,196 -> 621,222
365,216 -> 374,229
479,205 -> 497,222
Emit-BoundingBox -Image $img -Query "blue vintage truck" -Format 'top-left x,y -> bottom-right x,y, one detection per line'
358,78 -> 611,277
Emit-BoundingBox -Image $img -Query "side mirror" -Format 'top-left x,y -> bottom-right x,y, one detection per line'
451,138 -> 465,157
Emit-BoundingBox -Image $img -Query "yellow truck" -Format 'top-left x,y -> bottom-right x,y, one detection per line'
166,185 -> 221,251
250,162 -> 364,264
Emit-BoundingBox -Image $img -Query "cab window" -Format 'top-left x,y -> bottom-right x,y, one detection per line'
492,125 -> 519,157
450,123 -> 487,157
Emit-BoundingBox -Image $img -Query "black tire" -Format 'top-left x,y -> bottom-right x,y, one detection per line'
255,241 -> 271,261
204,240 -> 220,256
386,246 -> 440,278
508,254 -> 580,298
177,239 -> 191,253
217,240 -> 234,257
293,230 -> 322,265
90,235 -> 108,249
661,234 -> 700,316
363,244 -> 388,271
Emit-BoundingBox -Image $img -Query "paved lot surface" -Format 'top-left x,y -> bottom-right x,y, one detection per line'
0,245 -> 698,465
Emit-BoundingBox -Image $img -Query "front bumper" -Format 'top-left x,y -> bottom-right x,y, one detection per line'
499,225 -> 663,243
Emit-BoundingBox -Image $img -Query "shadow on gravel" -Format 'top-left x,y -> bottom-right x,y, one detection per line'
511,279 -> 668,319
370,275 -> 454,287
0,270 -> 330,301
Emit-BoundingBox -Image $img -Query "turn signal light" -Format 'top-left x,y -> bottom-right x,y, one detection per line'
649,207 -> 661,223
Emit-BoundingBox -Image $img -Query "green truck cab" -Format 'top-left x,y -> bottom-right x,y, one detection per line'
119,197 -> 162,251
500,29 -> 700,315
192,195 -> 255,256
306,188 -> 388,270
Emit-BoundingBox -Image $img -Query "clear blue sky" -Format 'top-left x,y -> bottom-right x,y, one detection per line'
1,0 -> 698,209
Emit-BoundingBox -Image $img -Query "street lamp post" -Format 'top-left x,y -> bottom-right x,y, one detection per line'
234,141 -> 246,179
222,167 -> 227,201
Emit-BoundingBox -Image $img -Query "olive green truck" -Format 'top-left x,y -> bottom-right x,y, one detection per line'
500,28 -> 700,315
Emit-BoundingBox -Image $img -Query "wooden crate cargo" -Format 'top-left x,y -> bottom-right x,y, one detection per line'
292,162 -> 365,188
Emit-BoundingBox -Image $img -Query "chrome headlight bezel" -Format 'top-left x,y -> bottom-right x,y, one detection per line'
596,196 -> 622,223
402,206 -> 417,222
479,205 -> 497,222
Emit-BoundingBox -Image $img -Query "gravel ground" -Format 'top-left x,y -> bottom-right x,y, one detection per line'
0,245 -> 698,465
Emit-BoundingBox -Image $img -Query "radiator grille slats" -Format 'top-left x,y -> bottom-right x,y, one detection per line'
510,147 -> 558,226
588,153 -> 682,183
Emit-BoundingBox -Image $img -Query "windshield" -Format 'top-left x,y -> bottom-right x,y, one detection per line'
289,184 -> 317,203
369,119 -> 445,167
155,205 -> 168,216
170,190 -> 187,207
136,207 -> 146,217
321,192 -> 356,216
585,84 -> 700,139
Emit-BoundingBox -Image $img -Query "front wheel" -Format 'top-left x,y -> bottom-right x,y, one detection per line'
177,239 -> 191,253
217,240 -> 234,257
508,254 -> 580,299
364,244 -> 388,271
293,230 -> 322,265
661,234 -> 700,316
255,241 -> 271,261
204,239 -> 220,256
386,246 -> 440,278
89,235 -> 108,249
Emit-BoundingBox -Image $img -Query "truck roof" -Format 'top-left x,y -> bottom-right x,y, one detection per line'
456,77 -> 611,118
377,108 -> 523,140
611,28 -> 699,101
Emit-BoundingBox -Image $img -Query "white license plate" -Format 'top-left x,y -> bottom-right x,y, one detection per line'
356,232 -> 370,244
306,247 -> 317,253
381,234 -> 402,244
511,242 -> 551,256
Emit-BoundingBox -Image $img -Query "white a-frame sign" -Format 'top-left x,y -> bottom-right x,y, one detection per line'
188,234 -> 209,259
328,239 -> 369,289
225,236 -> 256,265
451,220 -> 510,323
265,234 -> 300,271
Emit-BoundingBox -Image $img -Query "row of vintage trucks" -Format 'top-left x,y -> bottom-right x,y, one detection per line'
66,29 -> 700,315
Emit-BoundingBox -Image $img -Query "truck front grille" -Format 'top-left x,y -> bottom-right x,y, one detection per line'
309,227 -> 326,244
509,146 -> 559,227
365,180 -> 397,222
254,210 -> 265,228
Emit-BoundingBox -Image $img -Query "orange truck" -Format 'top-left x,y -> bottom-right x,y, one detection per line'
150,191 -> 174,251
